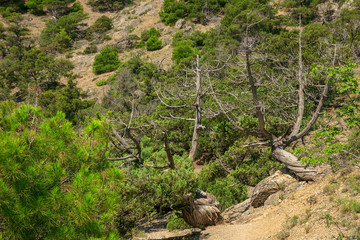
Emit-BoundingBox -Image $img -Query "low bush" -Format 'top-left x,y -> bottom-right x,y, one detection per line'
88,0 -> 132,12
159,0 -> 227,26
83,44 -> 98,54
93,46 -> 121,74
96,79 -> 108,86
166,211 -> 191,231
172,40 -> 199,64
146,36 -> 162,51
40,11 -> 87,52
137,28 -> 163,51
85,15 -> 113,41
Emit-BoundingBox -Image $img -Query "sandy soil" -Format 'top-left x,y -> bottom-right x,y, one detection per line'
201,168 -> 360,240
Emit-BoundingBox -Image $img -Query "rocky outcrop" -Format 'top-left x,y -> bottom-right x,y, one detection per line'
222,199 -> 251,223
175,19 -> 186,29
250,170 -> 297,208
222,170 -> 302,223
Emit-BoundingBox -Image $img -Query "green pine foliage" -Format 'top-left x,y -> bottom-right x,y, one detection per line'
172,40 -> 199,64
1,0 -> 360,238
159,0 -> 227,25
146,36 -> 162,51
38,77 -> 95,123
40,11 -> 87,52
0,0 -> 27,18
166,211 -> 191,231
85,15 -> 113,41
26,0 -> 76,16
137,28 -> 163,51
0,102 -> 124,239
93,46 -> 121,74
88,0 -> 133,12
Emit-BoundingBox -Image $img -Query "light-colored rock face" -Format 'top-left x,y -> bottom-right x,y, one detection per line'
221,198 -> 251,223
175,19 -> 186,29
250,170 -> 297,208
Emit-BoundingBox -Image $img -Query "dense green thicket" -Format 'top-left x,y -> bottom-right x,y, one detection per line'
88,0 -> 132,12
93,46 -> 121,74
136,28 -> 163,51
159,0 -> 227,25
40,11 -> 87,52
38,78 -> 95,123
85,15 -> 113,41
0,45 -> 73,101
26,0 -> 76,16
1,0 -> 360,238
0,102 -> 124,239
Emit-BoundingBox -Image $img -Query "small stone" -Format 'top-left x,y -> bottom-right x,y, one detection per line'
175,19 -> 186,29
184,26 -> 193,33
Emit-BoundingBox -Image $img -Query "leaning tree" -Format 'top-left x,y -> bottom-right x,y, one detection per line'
210,12 -> 340,180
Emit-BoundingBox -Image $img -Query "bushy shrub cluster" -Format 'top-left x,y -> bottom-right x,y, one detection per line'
0,103 -> 124,239
96,79 -> 108,86
40,11 -> 87,52
166,211 -> 191,231
38,78 -> 95,123
85,15 -> 113,41
0,0 -> 27,18
83,44 -> 98,54
172,40 -> 199,64
92,46 -> 121,74
26,0 -> 77,16
159,0 -> 227,26
137,28 -> 163,51
88,0 -> 132,12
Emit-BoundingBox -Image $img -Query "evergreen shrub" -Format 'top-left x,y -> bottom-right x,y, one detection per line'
93,46 -> 121,74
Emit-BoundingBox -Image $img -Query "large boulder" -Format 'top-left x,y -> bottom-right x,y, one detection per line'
250,170 -> 297,208
221,198 -> 251,223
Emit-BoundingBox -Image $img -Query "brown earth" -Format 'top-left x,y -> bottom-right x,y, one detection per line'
134,167 -> 360,240
201,168 -> 360,240
6,0 -> 220,99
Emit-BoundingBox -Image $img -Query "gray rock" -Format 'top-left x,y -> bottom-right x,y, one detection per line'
250,170 -> 297,208
284,182 -> 301,193
175,19 -> 186,29
135,4 -> 155,17
221,199 -> 251,222
247,186 -> 255,198
264,191 -> 285,206
184,26 -> 193,33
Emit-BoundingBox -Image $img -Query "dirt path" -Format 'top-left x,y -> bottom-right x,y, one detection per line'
200,220 -> 282,240
201,169 -> 360,240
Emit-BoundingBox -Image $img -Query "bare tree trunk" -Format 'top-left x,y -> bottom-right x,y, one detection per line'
163,131 -> 175,170
291,16 -> 305,136
272,147 -> 318,181
246,50 -> 273,140
189,55 -> 202,160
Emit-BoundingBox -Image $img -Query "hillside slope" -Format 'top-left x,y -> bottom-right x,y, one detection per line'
203,168 -> 360,240
70,0 -> 221,98
135,168 -> 360,240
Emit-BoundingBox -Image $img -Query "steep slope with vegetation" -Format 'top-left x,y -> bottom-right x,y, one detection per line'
0,0 -> 359,239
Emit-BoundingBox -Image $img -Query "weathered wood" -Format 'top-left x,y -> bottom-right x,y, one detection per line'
163,131 -> 175,170
272,148 -> 318,181
189,55 -> 202,161
181,189 -> 222,228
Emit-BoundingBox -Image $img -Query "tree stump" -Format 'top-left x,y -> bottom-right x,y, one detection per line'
181,189 -> 222,228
